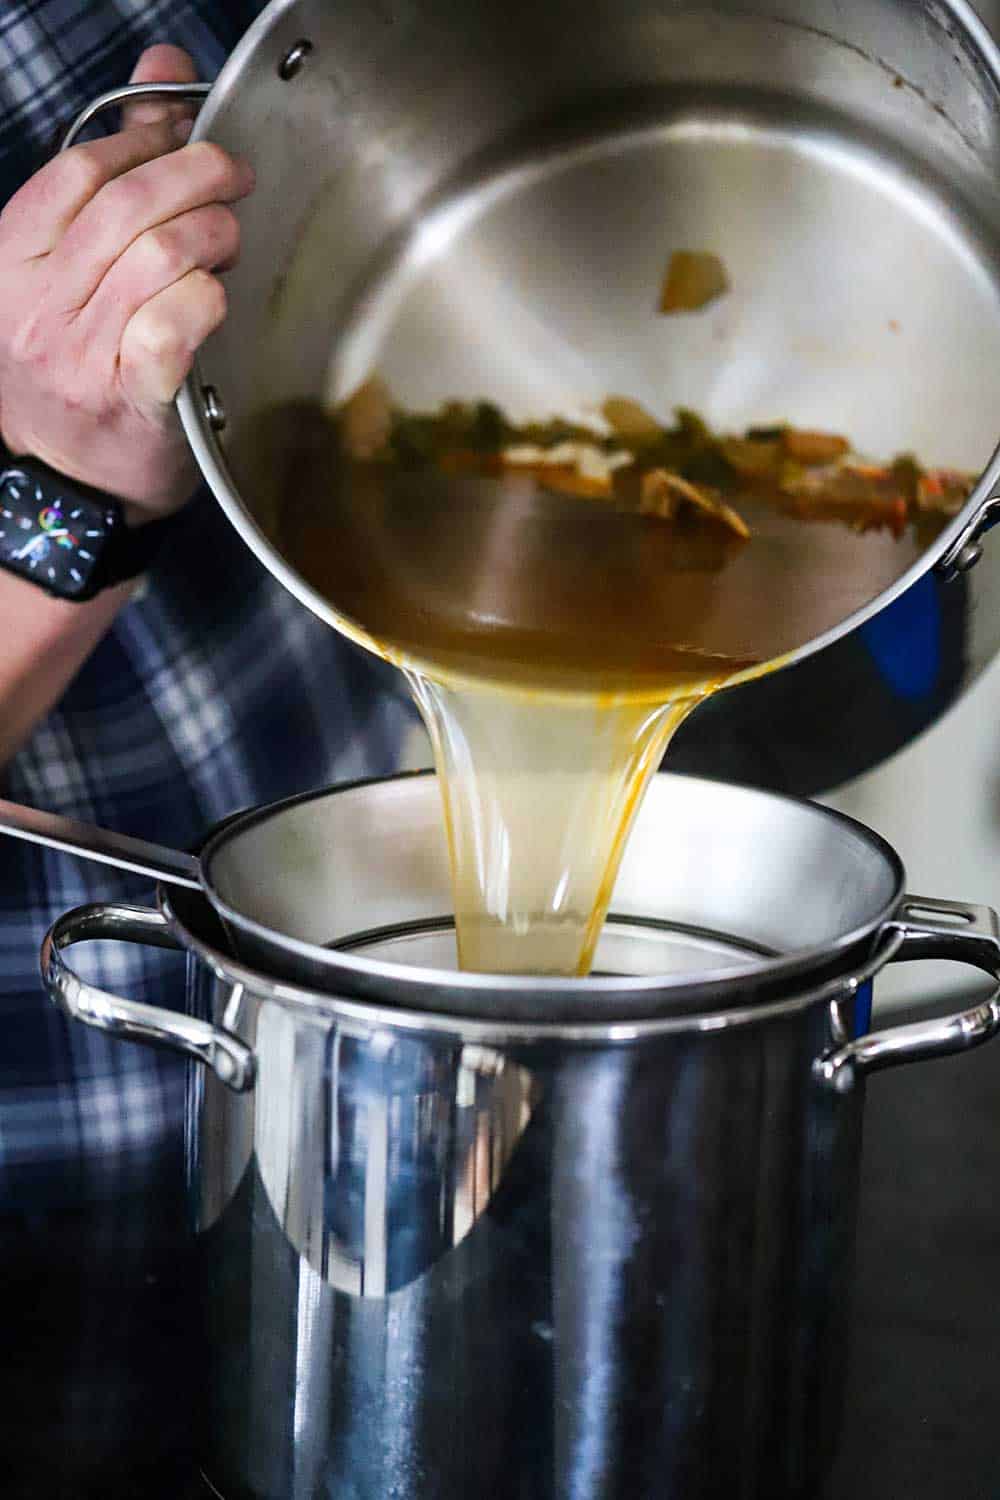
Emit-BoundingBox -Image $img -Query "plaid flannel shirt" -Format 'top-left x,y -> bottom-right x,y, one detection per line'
0,0 -> 416,1211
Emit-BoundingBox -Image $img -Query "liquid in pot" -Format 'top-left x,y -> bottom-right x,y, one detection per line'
249,396 -> 960,975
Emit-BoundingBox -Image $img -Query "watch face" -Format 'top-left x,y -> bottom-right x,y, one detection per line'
0,467 -> 110,598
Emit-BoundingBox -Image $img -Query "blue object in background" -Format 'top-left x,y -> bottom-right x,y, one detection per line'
859,573 -> 941,703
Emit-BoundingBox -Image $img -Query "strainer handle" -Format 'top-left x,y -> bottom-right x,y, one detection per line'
58,83 -> 212,153
816,894 -> 1000,1092
41,901 -> 255,1093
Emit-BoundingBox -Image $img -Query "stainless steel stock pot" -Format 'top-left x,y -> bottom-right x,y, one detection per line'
61,0 -> 1000,795
41,773 -> 1000,1499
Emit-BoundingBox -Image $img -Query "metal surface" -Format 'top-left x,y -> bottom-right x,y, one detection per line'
0,796 -> 201,891
31,772 -> 918,1037
0,769 -> 908,1016
815,895 -> 1000,1089
41,902 -> 254,1091
153,0 -> 1000,795
0,759 -> 908,1015
58,83 -> 211,149
40,819 -> 1000,1500
200,770 -> 910,1018
933,493 -> 1000,580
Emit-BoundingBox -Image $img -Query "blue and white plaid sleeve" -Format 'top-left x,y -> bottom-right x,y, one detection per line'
0,0 -> 419,1210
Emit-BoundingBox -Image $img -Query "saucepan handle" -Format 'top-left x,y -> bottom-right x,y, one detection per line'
41,902 -> 255,1093
59,82 -> 212,152
816,894 -> 1000,1092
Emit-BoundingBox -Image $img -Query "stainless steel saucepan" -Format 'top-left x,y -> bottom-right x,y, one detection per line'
60,0 -> 1000,795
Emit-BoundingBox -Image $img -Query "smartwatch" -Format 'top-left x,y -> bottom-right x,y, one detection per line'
0,447 -> 178,601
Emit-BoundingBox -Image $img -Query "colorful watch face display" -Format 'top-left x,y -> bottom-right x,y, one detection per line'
0,467 -> 110,598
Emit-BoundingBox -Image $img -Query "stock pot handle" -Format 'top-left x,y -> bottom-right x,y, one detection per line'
816,895 -> 1000,1092
59,83 -> 212,153
40,902 -> 255,1092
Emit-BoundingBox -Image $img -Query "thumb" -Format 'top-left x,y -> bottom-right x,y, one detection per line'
122,43 -> 200,131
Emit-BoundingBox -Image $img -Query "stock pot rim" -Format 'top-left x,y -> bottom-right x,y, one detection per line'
178,770 -> 906,1031
158,873 -> 895,1044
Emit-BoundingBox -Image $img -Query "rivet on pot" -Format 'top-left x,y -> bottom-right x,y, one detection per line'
953,541 -> 984,574
279,40 -> 313,80
203,385 -> 227,432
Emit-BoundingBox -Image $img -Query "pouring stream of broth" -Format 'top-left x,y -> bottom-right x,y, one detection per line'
252,391 -> 969,976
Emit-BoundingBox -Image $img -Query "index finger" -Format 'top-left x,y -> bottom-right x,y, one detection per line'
0,119 -> 192,258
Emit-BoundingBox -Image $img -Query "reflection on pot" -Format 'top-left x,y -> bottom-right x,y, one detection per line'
201,988 -> 538,1293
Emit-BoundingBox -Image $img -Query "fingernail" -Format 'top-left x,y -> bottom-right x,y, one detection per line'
172,117 -> 194,144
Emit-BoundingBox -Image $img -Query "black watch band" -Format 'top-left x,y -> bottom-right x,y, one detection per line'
0,445 -> 179,601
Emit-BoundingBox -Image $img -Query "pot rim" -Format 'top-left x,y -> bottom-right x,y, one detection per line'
159,868 -> 899,1047
178,0 -> 1000,696
187,769 -> 906,1025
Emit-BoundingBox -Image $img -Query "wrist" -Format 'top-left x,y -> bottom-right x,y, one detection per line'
0,443 -> 182,598
0,569 -> 134,770
121,500 -> 159,529
0,424 -> 198,524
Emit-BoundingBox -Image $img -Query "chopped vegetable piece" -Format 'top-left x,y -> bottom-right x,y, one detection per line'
639,469 -> 682,521
537,468 -> 619,500
339,377 -> 392,460
498,441 -> 634,499
890,455 -> 921,504
659,251 -> 729,314
780,463 -> 911,538
602,396 -> 664,444
782,428 -> 850,465
720,436 -> 783,479
674,408 -> 713,446
639,470 -> 750,539
915,469 -> 973,516
517,417 -> 606,449
502,441 -> 631,495
710,499 -> 752,541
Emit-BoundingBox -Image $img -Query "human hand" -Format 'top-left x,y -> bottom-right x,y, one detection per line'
0,45 -> 254,521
